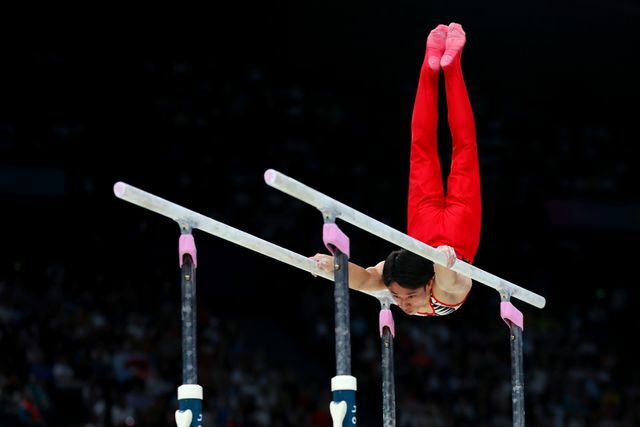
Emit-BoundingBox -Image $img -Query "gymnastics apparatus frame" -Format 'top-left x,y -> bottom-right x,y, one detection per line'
113,169 -> 546,427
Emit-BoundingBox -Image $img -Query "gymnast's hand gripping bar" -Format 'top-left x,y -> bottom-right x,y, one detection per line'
263,169 -> 546,309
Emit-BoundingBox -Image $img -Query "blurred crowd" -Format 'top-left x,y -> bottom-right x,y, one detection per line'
0,254 -> 638,426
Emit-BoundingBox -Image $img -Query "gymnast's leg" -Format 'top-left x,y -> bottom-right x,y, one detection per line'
407,24 -> 449,246
441,22 -> 482,263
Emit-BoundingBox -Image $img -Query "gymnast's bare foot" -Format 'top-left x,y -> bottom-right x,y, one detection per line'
441,22 -> 466,69
426,24 -> 448,72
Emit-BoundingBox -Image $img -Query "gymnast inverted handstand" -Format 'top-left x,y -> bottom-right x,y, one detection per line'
313,22 -> 481,316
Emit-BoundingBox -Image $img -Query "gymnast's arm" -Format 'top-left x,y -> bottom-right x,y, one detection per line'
432,245 -> 472,305
310,253 -> 387,292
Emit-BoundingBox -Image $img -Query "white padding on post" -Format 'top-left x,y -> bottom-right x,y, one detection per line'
177,384 -> 203,400
329,401 -> 347,427
331,375 -> 357,391
175,410 -> 193,427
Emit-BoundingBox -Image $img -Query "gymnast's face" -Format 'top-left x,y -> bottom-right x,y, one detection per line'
388,282 -> 428,315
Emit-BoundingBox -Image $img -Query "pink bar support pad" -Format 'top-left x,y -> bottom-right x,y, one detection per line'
379,308 -> 395,338
179,234 -> 197,267
323,223 -> 350,259
500,301 -> 523,330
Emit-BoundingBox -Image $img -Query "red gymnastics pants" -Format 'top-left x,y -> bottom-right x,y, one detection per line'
407,55 -> 481,264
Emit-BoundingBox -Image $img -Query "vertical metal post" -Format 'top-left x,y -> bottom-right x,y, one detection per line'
379,304 -> 396,427
175,229 -> 203,427
333,248 -> 352,375
510,323 -> 524,427
324,221 -> 357,427
500,299 -> 525,427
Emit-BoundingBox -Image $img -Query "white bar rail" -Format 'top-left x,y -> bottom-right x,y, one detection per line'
263,169 -> 546,309
113,181 -> 394,304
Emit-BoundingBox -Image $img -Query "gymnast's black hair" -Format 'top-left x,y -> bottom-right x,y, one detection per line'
382,248 -> 434,290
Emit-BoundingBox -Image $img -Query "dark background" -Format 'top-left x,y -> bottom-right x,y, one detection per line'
2,2 -> 639,426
